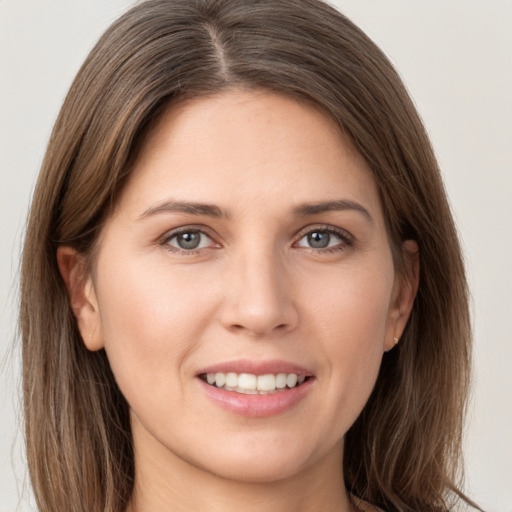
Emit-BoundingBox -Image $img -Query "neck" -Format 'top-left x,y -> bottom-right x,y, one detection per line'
126,425 -> 353,512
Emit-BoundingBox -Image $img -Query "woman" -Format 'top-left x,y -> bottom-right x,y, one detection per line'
19,0 -> 480,510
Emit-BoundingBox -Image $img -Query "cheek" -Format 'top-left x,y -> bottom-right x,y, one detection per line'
303,257 -> 394,347
93,252 -> 217,403
300,258 -> 394,410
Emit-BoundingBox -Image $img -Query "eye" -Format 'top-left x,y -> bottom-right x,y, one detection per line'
163,229 -> 216,252
295,227 -> 352,251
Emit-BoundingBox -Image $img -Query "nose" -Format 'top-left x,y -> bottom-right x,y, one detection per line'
219,248 -> 299,338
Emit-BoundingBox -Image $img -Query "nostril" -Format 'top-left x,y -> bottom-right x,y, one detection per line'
230,322 -> 289,334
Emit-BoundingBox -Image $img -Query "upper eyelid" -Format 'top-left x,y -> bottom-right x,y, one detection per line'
160,227 -> 218,254
160,225 -> 216,241
294,224 -> 353,241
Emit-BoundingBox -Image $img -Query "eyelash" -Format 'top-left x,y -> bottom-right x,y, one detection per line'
160,225 -> 354,255
294,225 -> 354,253
160,226 -> 218,255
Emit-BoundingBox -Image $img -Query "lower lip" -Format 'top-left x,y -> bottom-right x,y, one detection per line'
197,378 -> 314,418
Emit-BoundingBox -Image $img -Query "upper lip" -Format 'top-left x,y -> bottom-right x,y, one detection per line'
196,358 -> 314,377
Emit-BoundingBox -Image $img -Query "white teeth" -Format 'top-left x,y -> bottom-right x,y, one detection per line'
238,373 -> 257,390
238,388 -> 258,394
204,372 -> 308,392
215,372 -> 226,387
276,373 -> 287,388
225,372 -> 238,388
257,374 -> 276,391
286,373 -> 298,388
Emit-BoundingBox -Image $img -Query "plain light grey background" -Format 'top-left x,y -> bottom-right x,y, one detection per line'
1,1 -> 511,510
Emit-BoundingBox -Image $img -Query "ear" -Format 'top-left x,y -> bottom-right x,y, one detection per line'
384,240 -> 420,352
56,246 -> 104,351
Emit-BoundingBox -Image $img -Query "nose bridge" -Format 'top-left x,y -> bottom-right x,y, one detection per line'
221,238 -> 297,336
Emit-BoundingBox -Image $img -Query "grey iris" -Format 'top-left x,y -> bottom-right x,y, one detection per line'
177,232 -> 200,249
308,231 -> 330,248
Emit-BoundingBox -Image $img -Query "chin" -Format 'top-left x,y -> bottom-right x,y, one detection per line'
181,430 -> 334,484
200,452 -> 311,484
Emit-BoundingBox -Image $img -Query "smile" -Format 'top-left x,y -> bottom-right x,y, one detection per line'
201,372 -> 308,394
197,361 -> 315,417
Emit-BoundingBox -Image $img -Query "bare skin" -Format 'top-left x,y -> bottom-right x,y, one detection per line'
58,90 -> 417,512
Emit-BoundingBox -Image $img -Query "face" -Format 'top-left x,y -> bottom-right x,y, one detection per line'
62,90 -> 415,485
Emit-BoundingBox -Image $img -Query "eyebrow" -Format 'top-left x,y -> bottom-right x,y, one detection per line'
137,198 -> 372,223
137,200 -> 228,220
293,199 -> 373,223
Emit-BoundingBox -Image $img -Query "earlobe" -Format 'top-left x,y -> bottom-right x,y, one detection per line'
56,246 -> 104,351
384,240 -> 420,352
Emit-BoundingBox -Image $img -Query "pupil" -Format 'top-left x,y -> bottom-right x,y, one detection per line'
308,231 -> 329,248
177,232 -> 200,249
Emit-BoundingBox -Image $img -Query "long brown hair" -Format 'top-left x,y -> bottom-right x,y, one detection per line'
20,1 -> 477,510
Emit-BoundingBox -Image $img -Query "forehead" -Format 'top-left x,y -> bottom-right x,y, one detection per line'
114,90 -> 382,223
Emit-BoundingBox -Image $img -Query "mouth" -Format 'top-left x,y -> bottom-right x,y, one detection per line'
196,360 -> 315,417
199,372 -> 312,395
